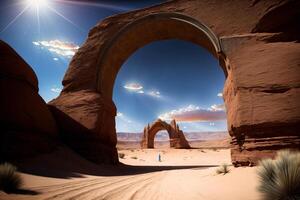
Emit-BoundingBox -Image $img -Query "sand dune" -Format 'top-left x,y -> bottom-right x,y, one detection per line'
0,147 -> 260,200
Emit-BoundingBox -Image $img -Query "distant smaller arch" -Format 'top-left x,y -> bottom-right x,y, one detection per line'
141,119 -> 190,149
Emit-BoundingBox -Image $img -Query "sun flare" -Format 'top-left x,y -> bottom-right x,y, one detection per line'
26,0 -> 48,8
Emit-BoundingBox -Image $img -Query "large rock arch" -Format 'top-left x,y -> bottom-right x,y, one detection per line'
96,12 -> 224,99
50,0 -> 300,165
141,119 -> 190,149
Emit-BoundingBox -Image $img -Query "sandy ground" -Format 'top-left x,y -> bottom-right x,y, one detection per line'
0,147 -> 260,200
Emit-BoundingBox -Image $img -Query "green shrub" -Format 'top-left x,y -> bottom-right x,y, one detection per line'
0,163 -> 22,192
216,164 -> 230,175
118,153 -> 125,159
257,150 -> 300,200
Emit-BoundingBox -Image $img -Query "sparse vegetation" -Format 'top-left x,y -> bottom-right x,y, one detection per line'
257,150 -> 300,200
131,156 -> 138,159
0,163 -> 22,192
216,164 -> 230,175
118,153 -> 125,159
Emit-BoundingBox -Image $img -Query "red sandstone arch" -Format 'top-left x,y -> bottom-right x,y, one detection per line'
50,0 -> 300,166
141,119 -> 190,149
95,13 -> 225,99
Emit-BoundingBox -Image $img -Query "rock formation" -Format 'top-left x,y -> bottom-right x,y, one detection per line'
141,119 -> 190,149
1,0 -> 299,166
51,0 -> 300,165
0,41 -> 58,162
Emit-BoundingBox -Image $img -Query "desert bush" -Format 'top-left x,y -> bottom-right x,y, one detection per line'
0,163 -> 22,192
216,164 -> 230,175
118,153 -> 125,159
257,150 -> 300,200
131,156 -> 138,159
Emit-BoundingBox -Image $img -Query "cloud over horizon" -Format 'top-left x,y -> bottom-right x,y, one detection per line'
33,40 -> 79,58
158,104 -> 226,122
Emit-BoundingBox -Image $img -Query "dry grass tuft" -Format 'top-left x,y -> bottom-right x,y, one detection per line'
216,164 -> 230,175
257,150 -> 300,200
0,163 -> 22,193
118,153 -> 125,159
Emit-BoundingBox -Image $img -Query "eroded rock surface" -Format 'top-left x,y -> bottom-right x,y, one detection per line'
50,0 -> 299,165
48,90 -> 118,164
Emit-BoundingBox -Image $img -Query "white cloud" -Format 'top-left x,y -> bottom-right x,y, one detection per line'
53,57 -> 59,61
148,90 -> 161,98
123,83 -> 163,99
32,41 -> 40,46
117,112 -> 123,117
51,87 -> 62,93
115,112 -> 143,132
124,83 -> 143,91
116,112 -> 132,123
177,121 -> 228,132
158,104 -> 226,122
33,40 -> 79,58
217,93 -> 223,97
210,104 -> 225,111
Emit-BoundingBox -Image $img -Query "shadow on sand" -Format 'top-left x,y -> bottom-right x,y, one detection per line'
10,107 -> 220,179
18,160 -> 218,179
3,188 -> 40,195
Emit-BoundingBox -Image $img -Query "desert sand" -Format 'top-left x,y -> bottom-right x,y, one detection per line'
0,147 -> 260,200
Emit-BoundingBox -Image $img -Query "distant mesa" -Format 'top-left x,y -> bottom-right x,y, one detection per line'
141,119 -> 190,149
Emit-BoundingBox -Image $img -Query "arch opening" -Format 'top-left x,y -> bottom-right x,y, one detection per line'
97,13 -> 227,100
113,38 -> 227,152
153,131 -> 170,149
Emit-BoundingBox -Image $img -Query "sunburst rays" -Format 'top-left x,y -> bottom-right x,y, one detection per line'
0,0 -> 129,34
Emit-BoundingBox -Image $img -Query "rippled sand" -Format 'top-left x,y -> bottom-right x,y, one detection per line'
0,148 -> 259,200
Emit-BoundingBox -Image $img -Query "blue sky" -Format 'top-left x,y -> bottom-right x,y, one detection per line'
1,0 -> 227,133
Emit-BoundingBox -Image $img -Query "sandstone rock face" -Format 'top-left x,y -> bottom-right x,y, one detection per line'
0,41 -> 58,161
48,90 -> 118,164
50,0 -> 300,165
141,119 -> 190,149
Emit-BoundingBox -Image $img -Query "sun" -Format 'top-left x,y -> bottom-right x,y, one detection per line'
1,0 -> 82,33
26,0 -> 48,8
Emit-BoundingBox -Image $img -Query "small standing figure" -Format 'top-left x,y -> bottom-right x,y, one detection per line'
158,153 -> 161,162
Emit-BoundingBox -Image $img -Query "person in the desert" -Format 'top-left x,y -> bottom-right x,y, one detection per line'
158,153 -> 161,162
